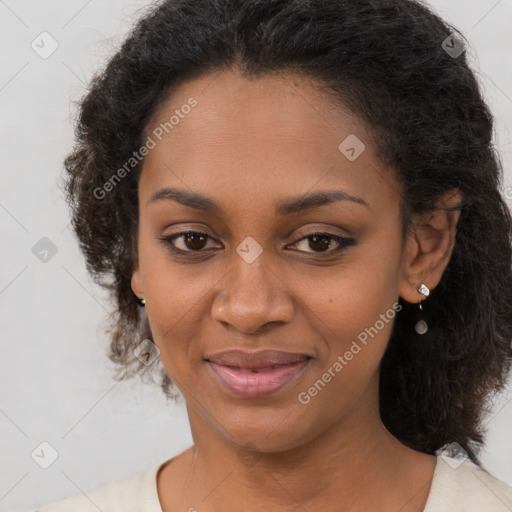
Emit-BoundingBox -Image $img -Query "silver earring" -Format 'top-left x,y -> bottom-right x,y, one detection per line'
140,297 -> 146,306
414,283 -> 429,335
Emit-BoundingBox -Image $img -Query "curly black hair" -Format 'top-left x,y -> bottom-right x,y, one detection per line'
63,0 -> 512,467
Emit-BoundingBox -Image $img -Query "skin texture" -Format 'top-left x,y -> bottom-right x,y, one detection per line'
131,68 -> 461,512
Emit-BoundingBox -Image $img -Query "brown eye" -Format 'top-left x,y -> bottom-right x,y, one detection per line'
160,231 -> 217,254
181,232 -> 208,251
288,232 -> 356,254
306,234 -> 332,252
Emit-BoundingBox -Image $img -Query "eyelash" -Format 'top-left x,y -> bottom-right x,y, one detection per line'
159,230 -> 355,257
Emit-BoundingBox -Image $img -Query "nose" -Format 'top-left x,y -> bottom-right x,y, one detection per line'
211,252 -> 294,334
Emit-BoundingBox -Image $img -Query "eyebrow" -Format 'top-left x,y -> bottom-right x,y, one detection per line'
147,187 -> 368,215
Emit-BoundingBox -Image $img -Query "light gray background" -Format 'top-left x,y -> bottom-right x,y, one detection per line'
1,1 -> 511,510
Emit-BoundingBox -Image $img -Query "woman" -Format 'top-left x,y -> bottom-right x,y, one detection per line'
38,0 -> 512,510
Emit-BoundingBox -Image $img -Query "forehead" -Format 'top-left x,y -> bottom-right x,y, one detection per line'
139,68 -> 401,215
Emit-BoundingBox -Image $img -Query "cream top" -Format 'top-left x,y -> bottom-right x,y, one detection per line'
36,454 -> 512,511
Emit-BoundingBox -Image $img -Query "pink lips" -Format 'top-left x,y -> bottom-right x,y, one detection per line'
205,349 -> 311,398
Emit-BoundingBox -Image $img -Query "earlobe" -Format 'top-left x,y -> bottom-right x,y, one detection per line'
398,233 -> 423,303
398,189 -> 462,303
131,267 -> 142,298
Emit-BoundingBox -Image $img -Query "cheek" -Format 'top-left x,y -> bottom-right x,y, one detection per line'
296,280 -> 399,424
298,232 -> 402,387
137,231 -> 198,366
143,268 -> 211,370
300,243 -> 401,347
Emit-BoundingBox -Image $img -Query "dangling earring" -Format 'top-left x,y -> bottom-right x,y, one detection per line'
415,283 -> 429,335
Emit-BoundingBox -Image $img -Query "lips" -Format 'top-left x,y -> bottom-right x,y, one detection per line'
204,349 -> 310,370
204,349 -> 311,398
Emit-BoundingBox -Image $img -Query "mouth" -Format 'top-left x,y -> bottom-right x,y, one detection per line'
204,349 -> 312,398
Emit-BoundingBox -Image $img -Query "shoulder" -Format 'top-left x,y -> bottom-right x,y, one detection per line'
36,460 -> 166,512
425,454 -> 512,512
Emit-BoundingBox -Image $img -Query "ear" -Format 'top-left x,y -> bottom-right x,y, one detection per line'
399,188 -> 462,304
131,265 -> 143,299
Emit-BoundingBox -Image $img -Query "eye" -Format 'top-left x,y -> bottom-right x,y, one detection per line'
286,231 -> 356,254
159,231 -> 219,254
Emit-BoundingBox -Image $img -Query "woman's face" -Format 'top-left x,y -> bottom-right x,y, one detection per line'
132,68 -> 410,452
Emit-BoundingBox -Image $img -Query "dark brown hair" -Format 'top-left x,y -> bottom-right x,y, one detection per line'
63,0 -> 512,466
